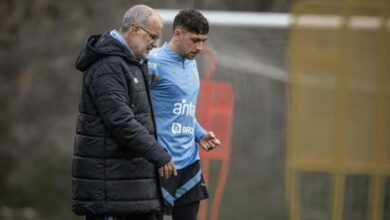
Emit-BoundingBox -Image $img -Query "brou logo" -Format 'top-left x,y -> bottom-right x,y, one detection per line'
171,123 -> 194,135
173,100 -> 195,117
171,123 -> 182,134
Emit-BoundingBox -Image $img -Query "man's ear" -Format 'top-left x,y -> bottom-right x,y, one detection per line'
126,25 -> 138,38
173,28 -> 183,40
122,26 -> 137,43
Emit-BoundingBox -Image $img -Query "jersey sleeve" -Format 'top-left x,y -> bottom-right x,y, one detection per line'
194,118 -> 207,143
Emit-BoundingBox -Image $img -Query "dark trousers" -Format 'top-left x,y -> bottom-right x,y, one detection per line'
86,213 -> 156,220
156,202 -> 200,220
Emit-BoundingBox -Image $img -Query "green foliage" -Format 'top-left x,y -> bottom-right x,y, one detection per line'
3,153 -> 79,219
0,151 -> 15,205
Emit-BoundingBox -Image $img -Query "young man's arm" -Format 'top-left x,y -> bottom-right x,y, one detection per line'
194,119 -> 221,151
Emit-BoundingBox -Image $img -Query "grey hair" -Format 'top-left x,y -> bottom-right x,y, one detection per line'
120,5 -> 160,33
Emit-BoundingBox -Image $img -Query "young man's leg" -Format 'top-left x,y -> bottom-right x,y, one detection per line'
159,161 -> 208,220
124,213 -> 157,220
86,215 -> 105,220
171,202 -> 199,220
86,214 -> 157,220
155,213 -> 164,220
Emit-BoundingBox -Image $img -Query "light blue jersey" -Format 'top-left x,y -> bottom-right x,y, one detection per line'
148,43 -> 206,169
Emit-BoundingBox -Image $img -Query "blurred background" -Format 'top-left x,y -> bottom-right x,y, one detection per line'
0,0 -> 389,219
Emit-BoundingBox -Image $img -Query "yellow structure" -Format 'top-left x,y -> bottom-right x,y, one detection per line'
287,1 -> 390,219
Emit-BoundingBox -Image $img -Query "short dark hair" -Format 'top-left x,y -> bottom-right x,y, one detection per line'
173,9 -> 209,35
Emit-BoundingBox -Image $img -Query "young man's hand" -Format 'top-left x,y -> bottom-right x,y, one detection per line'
159,160 -> 177,178
199,131 -> 221,151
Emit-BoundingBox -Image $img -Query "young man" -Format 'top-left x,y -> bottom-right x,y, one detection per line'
148,9 -> 221,220
72,5 -> 176,220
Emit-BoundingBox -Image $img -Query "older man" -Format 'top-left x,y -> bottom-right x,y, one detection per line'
72,5 -> 176,220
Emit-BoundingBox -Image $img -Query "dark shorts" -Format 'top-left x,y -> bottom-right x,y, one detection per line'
160,161 -> 209,213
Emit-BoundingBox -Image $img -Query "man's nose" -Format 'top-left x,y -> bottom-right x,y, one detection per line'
195,41 -> 204,51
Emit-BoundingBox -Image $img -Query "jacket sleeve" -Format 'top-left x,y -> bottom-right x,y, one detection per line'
88,61 -> 171,168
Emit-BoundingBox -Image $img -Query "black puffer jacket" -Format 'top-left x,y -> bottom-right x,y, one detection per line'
72,33 -> 171,215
